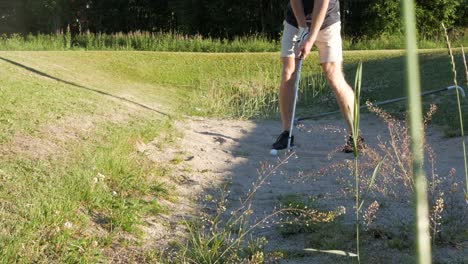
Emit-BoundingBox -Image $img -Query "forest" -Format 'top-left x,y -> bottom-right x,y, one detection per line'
0,0 -> 466,40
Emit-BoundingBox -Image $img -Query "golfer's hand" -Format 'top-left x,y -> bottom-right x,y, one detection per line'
296,26 -> 309,45
298,37 -> 313,60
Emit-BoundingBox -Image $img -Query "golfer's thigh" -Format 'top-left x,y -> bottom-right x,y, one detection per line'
315,22 -> 343,64
280,21 -> 300,59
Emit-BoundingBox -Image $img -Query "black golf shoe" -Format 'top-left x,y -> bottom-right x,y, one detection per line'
272,130 -> 294,150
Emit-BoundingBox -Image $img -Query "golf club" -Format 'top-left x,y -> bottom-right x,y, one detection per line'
288,59 -> 303,150
270,59 -> 303,156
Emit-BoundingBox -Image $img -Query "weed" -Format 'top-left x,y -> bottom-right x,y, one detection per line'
164,155 -> 290,263
301,102 -> 467,261
363,200 -> 380,231
276,194 -> 345,237
442,24 -> 468,203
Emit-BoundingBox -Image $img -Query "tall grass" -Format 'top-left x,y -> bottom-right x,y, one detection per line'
402,0 -> 431,263
192,69 -> 328,119
463,46 -> 468,202
351,61 -> 363,263
0,32 -> 279,52
194,79 -> 278,119
1,31 -> 467,51
442,24 -> 468,204
342,33 -> 468,51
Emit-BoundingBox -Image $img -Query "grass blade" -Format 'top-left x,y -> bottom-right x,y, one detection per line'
442,24 -> 468,204
353,61 -> 363,263
352,61 -> 363,156
402,0 -> 432,263
460,45 -> 468,202
358,157 -> 385,211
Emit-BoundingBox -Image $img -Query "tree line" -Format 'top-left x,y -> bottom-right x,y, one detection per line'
0,0 -> 466,39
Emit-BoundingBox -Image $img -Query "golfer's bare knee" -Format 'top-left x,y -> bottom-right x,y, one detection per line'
281,58 -> 298,85
281,67 -> 296,84
322,62 -> 345,91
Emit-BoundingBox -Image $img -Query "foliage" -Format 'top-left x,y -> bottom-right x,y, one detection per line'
0,0 -> 466,40
415,0 -> 462,37
167,0 -> 287,39
345,0 -> 464,39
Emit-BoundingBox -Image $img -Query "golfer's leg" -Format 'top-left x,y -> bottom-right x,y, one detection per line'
279,21 -> 301,132
322,62 -> 354,133
315,22 -> 354,133
279,57 -> 299,131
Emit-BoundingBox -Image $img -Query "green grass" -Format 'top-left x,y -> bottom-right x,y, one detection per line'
0,52 -> 179,261
350,51 -> 465,135
402,1 -> 432,262
1,32 -> 467,52
2,50 -> 465,130
1,49 -> 467,261
180,49 -> 467,135
0,32 -> 280,52
0,118 -> 173,262
0,51 -> 192,115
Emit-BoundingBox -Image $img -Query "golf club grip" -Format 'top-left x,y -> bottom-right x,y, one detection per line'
288,59 -> 302,149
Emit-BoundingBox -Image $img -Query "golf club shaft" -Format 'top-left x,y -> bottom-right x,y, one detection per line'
288,59 -> 302,149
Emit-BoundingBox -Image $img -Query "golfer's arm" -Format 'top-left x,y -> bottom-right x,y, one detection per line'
307,0 -> 329,41
291,0 -> 307,28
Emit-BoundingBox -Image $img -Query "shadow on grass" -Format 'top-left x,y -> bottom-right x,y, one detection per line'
0,56 -> 171,118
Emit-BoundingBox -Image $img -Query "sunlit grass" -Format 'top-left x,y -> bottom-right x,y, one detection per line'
0,52 -> 175,261
1,47 -> 466,262
1,31 -> 467,51
1,50 -> 465,128
0,118 -> 172,262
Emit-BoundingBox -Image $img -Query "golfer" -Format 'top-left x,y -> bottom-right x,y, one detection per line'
272,0 -> 364,153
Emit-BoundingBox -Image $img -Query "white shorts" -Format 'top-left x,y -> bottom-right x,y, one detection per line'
280,21 -> 343,64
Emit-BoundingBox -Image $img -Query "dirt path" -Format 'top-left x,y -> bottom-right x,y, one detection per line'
143,114 -> 467,263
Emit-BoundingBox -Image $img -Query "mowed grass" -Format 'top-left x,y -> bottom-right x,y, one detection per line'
2,50 -> 465,126
341,49 -> 468,136
0,49 -> 466,261
0,52 -> 178,262
0,119 -> 172,262
163,49 -> 466,134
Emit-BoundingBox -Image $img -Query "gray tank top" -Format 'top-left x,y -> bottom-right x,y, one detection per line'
285,0 -> 340,30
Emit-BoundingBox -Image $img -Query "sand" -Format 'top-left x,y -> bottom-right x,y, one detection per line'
141,113 -> 467,263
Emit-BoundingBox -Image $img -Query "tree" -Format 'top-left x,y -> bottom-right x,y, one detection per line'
0,0 -> 25,33
415,0 -> 461,37
454,0 -> 468,29
168,0 -> 286,38
3,0 -> 466,39
342,0 -> 397,38
23,0 -> 69,33
368,0 -> 402,36
342,0 -> 463,39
